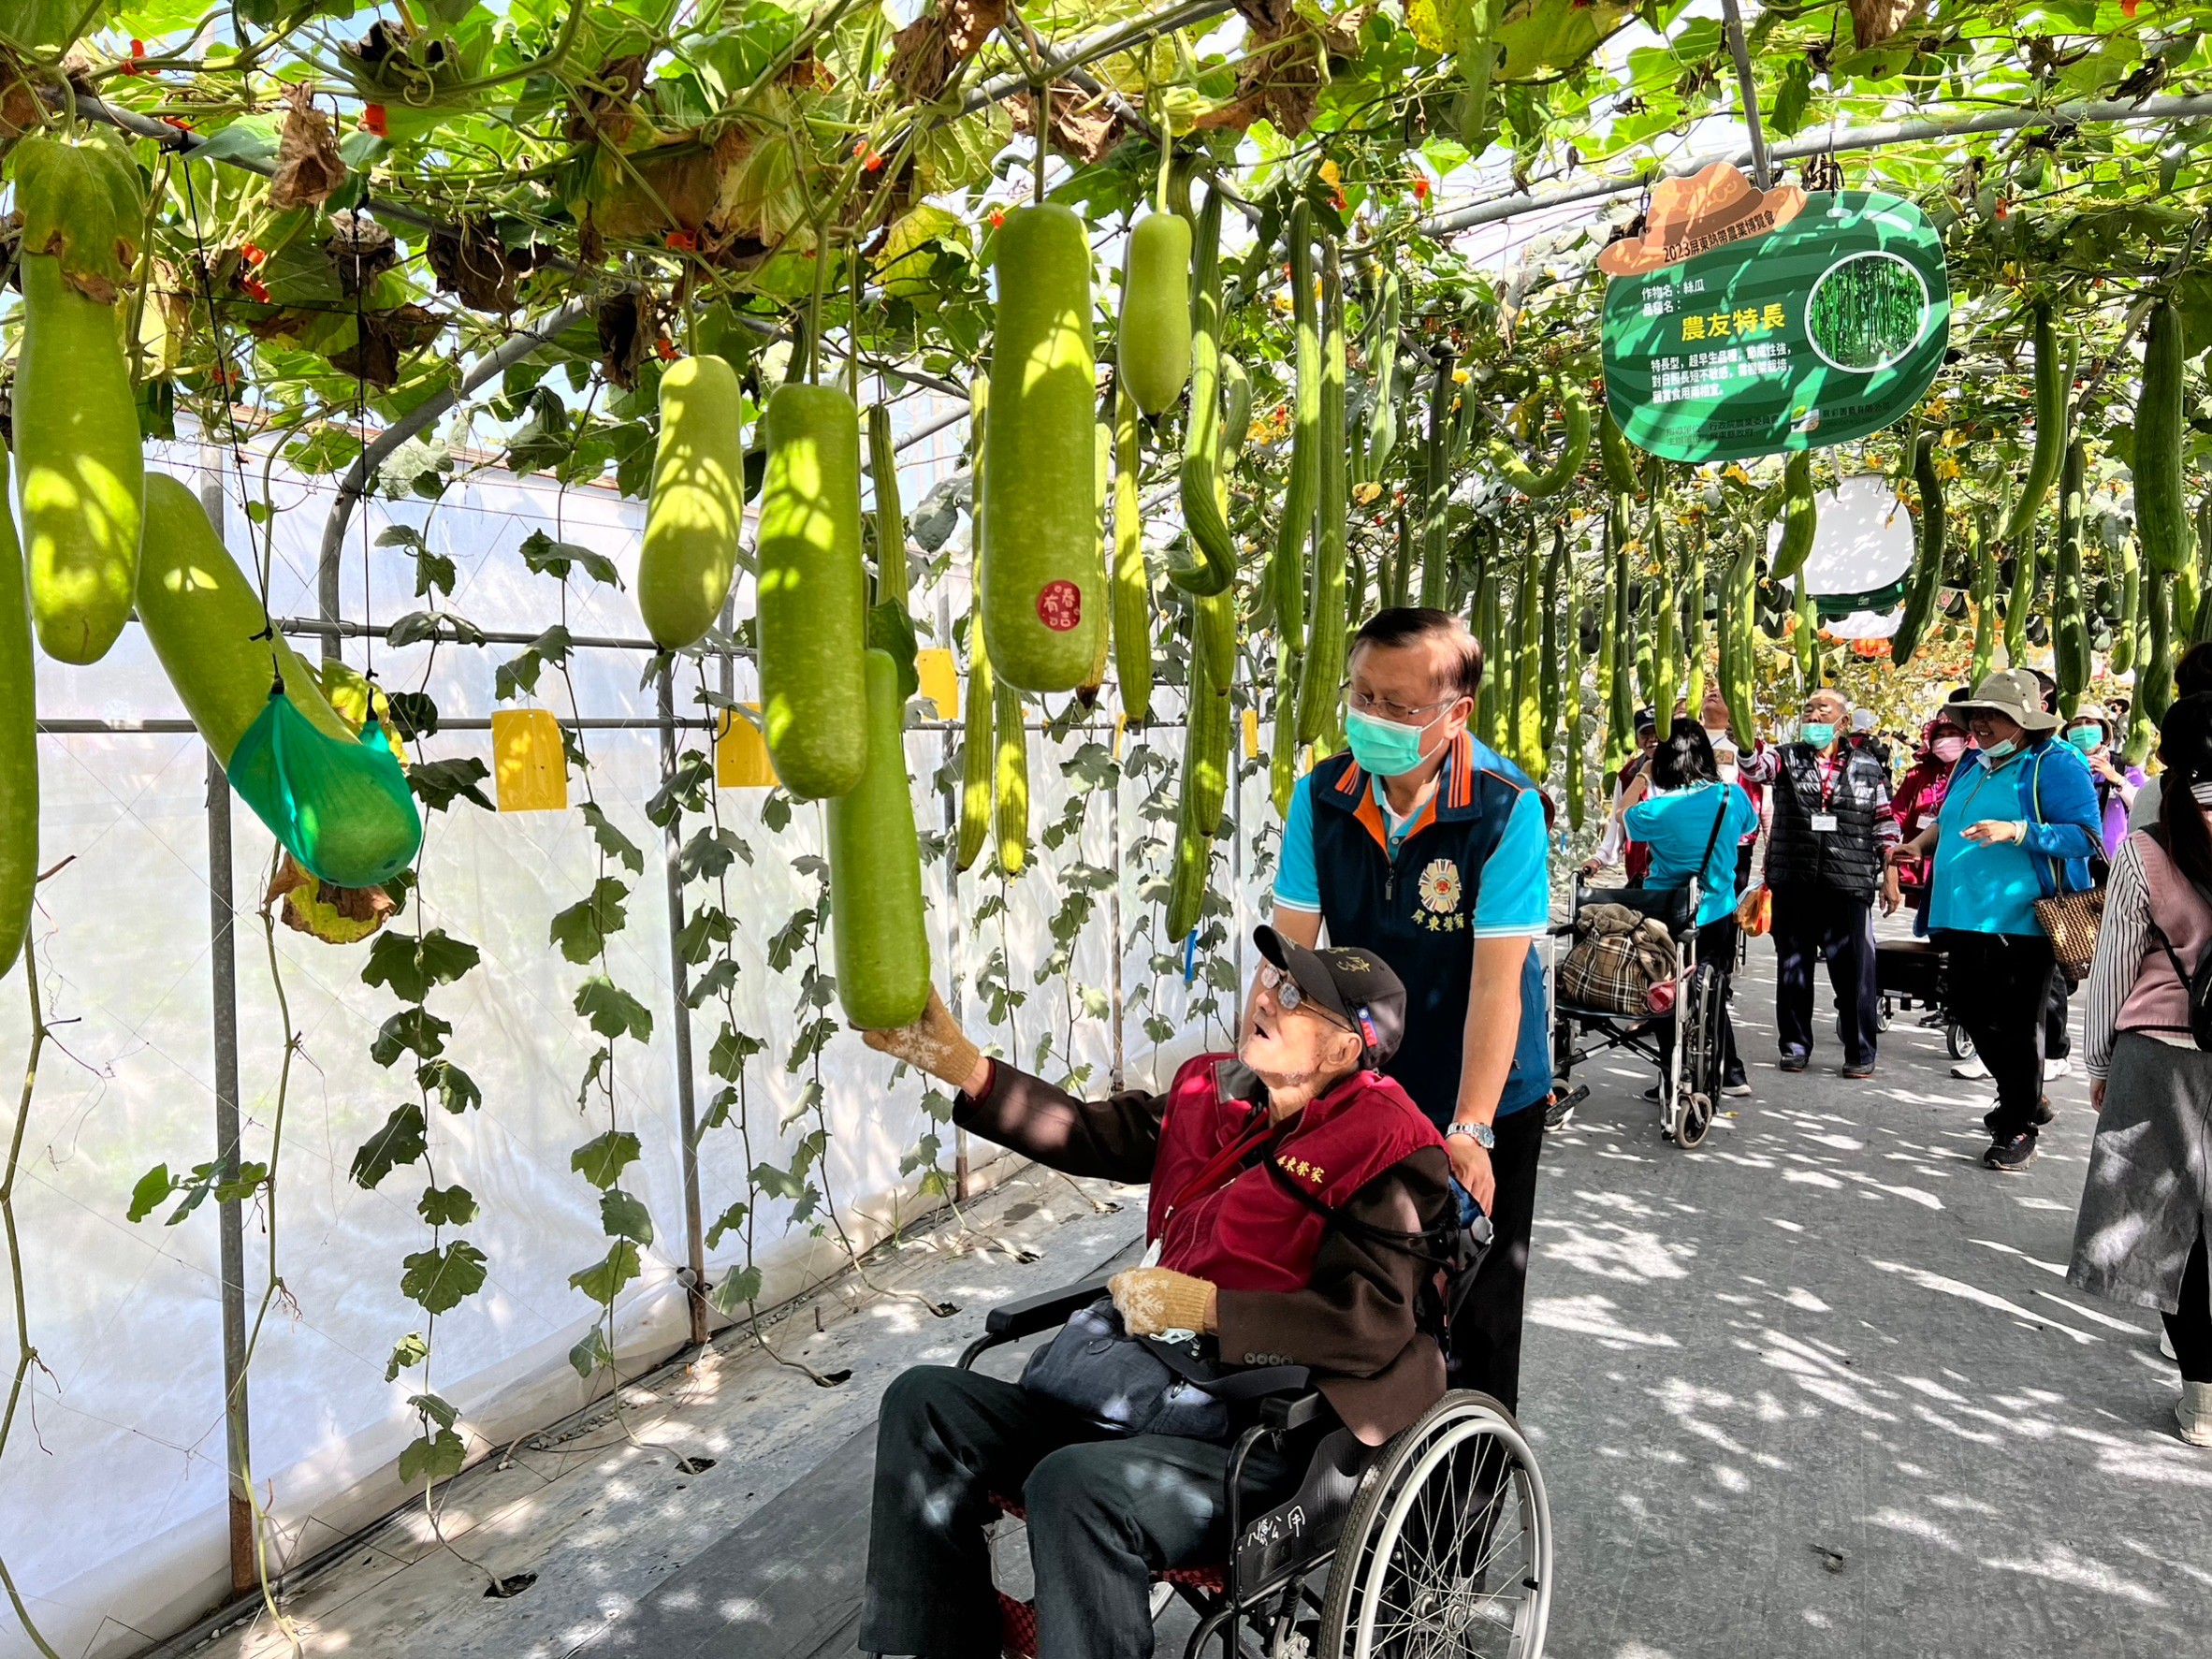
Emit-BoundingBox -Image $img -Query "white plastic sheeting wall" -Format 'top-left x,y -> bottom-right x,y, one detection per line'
0,423 -> 1261,1659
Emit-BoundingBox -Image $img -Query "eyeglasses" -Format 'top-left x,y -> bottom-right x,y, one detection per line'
1258,964 -> 1354,1032
1344,686 -> 1460,723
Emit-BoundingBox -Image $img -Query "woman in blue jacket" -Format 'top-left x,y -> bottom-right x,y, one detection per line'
1892,670 -> 2103,1171
1623,720 -> 1763,1098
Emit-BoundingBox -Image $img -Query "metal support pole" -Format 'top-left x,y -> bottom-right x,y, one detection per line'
657,669 -> 710,1347
1716,0 -> 1772,191
199,459 -> 255,1597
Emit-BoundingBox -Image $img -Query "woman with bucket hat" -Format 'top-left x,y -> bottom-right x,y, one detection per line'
1890,669 -> 2103,1171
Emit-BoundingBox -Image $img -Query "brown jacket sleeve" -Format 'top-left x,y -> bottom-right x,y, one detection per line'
1214,1144 -> 1453,1378
951,1062 -> 1167,1186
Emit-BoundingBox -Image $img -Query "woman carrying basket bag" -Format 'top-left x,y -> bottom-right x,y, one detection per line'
1890,669 -> 2103,1173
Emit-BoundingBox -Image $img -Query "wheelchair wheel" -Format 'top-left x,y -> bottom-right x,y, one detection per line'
1317,1391 -> 1552,1658
1946,1022 -> 1974,1061
1672,963 -> 1721,1149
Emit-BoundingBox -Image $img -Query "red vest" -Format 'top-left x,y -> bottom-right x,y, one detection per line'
1146,1055 -> 1445,1293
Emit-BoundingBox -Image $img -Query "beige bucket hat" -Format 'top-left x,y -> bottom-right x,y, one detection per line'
1952,668 -> 2059,735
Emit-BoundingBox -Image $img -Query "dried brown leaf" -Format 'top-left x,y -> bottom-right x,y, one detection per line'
269,82 -> 347,211
1009,80 -> 1128,167
597,290 -> 658,390
1847,0 -> 1923,51
329,303 -> 441,388
565,53 -> 648,144
427,215 -> 532,313
887,0 -> 1007,103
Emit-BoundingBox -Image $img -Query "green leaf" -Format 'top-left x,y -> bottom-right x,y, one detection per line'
575,975 -> 653,1043
571,1129 -> 642,1189
708,1264 -> 764,1317
709,1023 -> 765,1081
417,1058 -> 482,1114
350,1103 -> 429,1187
397,1428 -> 468,1487
569,1240 -> 643,1306
548,877 -> 630,964
419,1183 -> 479,1228
127,1164 -> 174,1223
569,1325 -> 615,1378
866,601 -> 922,701
400,1239 -> 489,1316
518,529 -> 624,587
409,756 -> 495,813
704,1200 -> 749,1250
371,1007 -> 452,1067
599,1188 -> 654,1245
385,1332 -> 430,1383
362,928 -> 481,1004
679,825 -> 746,882
581,803 -> 646,875
409,1391 -> 460,1431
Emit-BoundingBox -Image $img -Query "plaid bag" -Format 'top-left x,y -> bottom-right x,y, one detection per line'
1557,903 -> 1677,1015
2029,752 -> 2104,983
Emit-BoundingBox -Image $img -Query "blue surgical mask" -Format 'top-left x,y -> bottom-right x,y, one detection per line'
1800,722 -> 1836,749
1344,708 -> 1430,778
2065,726 -> 2103,754
1983,737 -> 2018,764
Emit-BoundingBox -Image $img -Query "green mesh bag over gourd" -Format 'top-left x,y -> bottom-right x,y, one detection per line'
227,687 -> 422,889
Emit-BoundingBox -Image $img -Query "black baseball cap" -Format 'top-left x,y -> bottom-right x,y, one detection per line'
1253,926 -> 1406,1069
1634,706 -> 1657,733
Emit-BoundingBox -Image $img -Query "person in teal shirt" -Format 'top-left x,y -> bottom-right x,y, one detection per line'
1893,670 -> 2102,1171
1623,720 -> 1761,1097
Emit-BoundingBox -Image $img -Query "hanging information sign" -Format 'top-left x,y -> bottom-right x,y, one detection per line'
1599,166 -> 1950,463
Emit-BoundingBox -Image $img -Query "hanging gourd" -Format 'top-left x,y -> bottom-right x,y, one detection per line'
1118,211 -> 1194,416
1768,451 -> 1817,582
0,455 -> 36,979
1419,356 -> 1456,607
1969,512 -> 1999,686
1172,189 -> 1237,600
994,677 -> 1029,875
1681,526 -> 1709,716
1651,510 -> 1679,724
2052,438 -> 2090,715
138,475 -> 421,890
1892,433 -> 1946,670
983,203 -> 1108,687
12,134 -> 147,666
1722,531 -> 1759,747
1513,531 -> 1544,781
829,649 -> 931,1029
1356,270 -> 1403,488
637,354 -> 745,650
1110,381 -> 1153,722
757,382 -> 869,799
1487,383 -> 1591,500
1273,201 -> 1320,654
1293,240 -> 1349,747
1999,301 -> 2065,553
1561,544 -> 1585,830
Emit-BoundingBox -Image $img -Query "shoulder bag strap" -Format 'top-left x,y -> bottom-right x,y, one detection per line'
1697,790 -> 1731,891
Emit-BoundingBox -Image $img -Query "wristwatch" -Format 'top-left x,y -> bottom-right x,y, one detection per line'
1447,1120 -> 1496,1150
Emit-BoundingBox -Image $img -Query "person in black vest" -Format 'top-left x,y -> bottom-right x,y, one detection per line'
1740,686 -> 1902,1077
1269,607 -> 1552,1413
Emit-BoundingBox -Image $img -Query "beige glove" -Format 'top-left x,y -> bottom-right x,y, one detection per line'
859,985 -> 983,1092
1110,1266 -> 1218,1336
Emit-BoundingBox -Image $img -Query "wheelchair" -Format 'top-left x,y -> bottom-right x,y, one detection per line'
1874,935 -> 1972,1059
956,1218 -> 1553,1658
1550,877 -> 1727,1148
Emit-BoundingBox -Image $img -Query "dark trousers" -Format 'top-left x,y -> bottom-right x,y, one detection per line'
1772,885 -> 1880,1067
2045,969 -> 2073,1060
1658,916 -> 1743,1085
2167,1228 -> 2212,1386
1447,1102 -> 1545,1415
1938,929 -> 2055,1140
860,1365 -> 1300,1659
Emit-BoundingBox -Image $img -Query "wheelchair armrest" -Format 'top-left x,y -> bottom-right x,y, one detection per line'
1259,1389 -> 1330,1433
982,1274 -> 1114,1340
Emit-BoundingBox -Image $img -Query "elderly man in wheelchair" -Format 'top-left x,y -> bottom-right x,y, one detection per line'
854,926 -> 1551,1659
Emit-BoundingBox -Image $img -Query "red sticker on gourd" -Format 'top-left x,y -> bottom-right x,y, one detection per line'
1037,581 -> 1082,632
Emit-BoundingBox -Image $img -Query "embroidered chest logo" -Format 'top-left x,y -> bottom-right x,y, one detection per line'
1275,1155 -> 1325,1186
1414,857 -> 1466,931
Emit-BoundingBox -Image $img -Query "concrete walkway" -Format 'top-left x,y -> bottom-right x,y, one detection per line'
180,943 -> 2212,1658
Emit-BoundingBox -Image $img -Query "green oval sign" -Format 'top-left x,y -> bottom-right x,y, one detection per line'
1601,190 -> 1951,463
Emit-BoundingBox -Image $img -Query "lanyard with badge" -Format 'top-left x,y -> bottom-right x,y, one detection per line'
1810,753 -> 1841,835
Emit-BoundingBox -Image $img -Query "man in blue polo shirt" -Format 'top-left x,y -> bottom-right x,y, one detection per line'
1268,606 -> 1552,1412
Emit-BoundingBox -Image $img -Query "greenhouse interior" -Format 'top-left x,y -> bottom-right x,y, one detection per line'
3,1 -> 2212,1656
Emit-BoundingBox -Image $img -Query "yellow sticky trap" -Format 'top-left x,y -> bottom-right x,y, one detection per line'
492,708 -> 568,812
915,648 -> 959,720
1242,707 -> 1260,759
715,706 -> 779,788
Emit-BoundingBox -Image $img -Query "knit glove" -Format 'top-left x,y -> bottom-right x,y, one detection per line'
858,985 -> 983,1092
1109,1267 -> 1217,1336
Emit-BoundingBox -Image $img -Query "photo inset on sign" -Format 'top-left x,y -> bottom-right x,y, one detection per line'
1806,251 -> 1929,372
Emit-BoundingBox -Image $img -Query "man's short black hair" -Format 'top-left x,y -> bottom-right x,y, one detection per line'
1351,606 -> 1484,700
2028,667 -> 2058,713
1652,719 -> 1719,790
